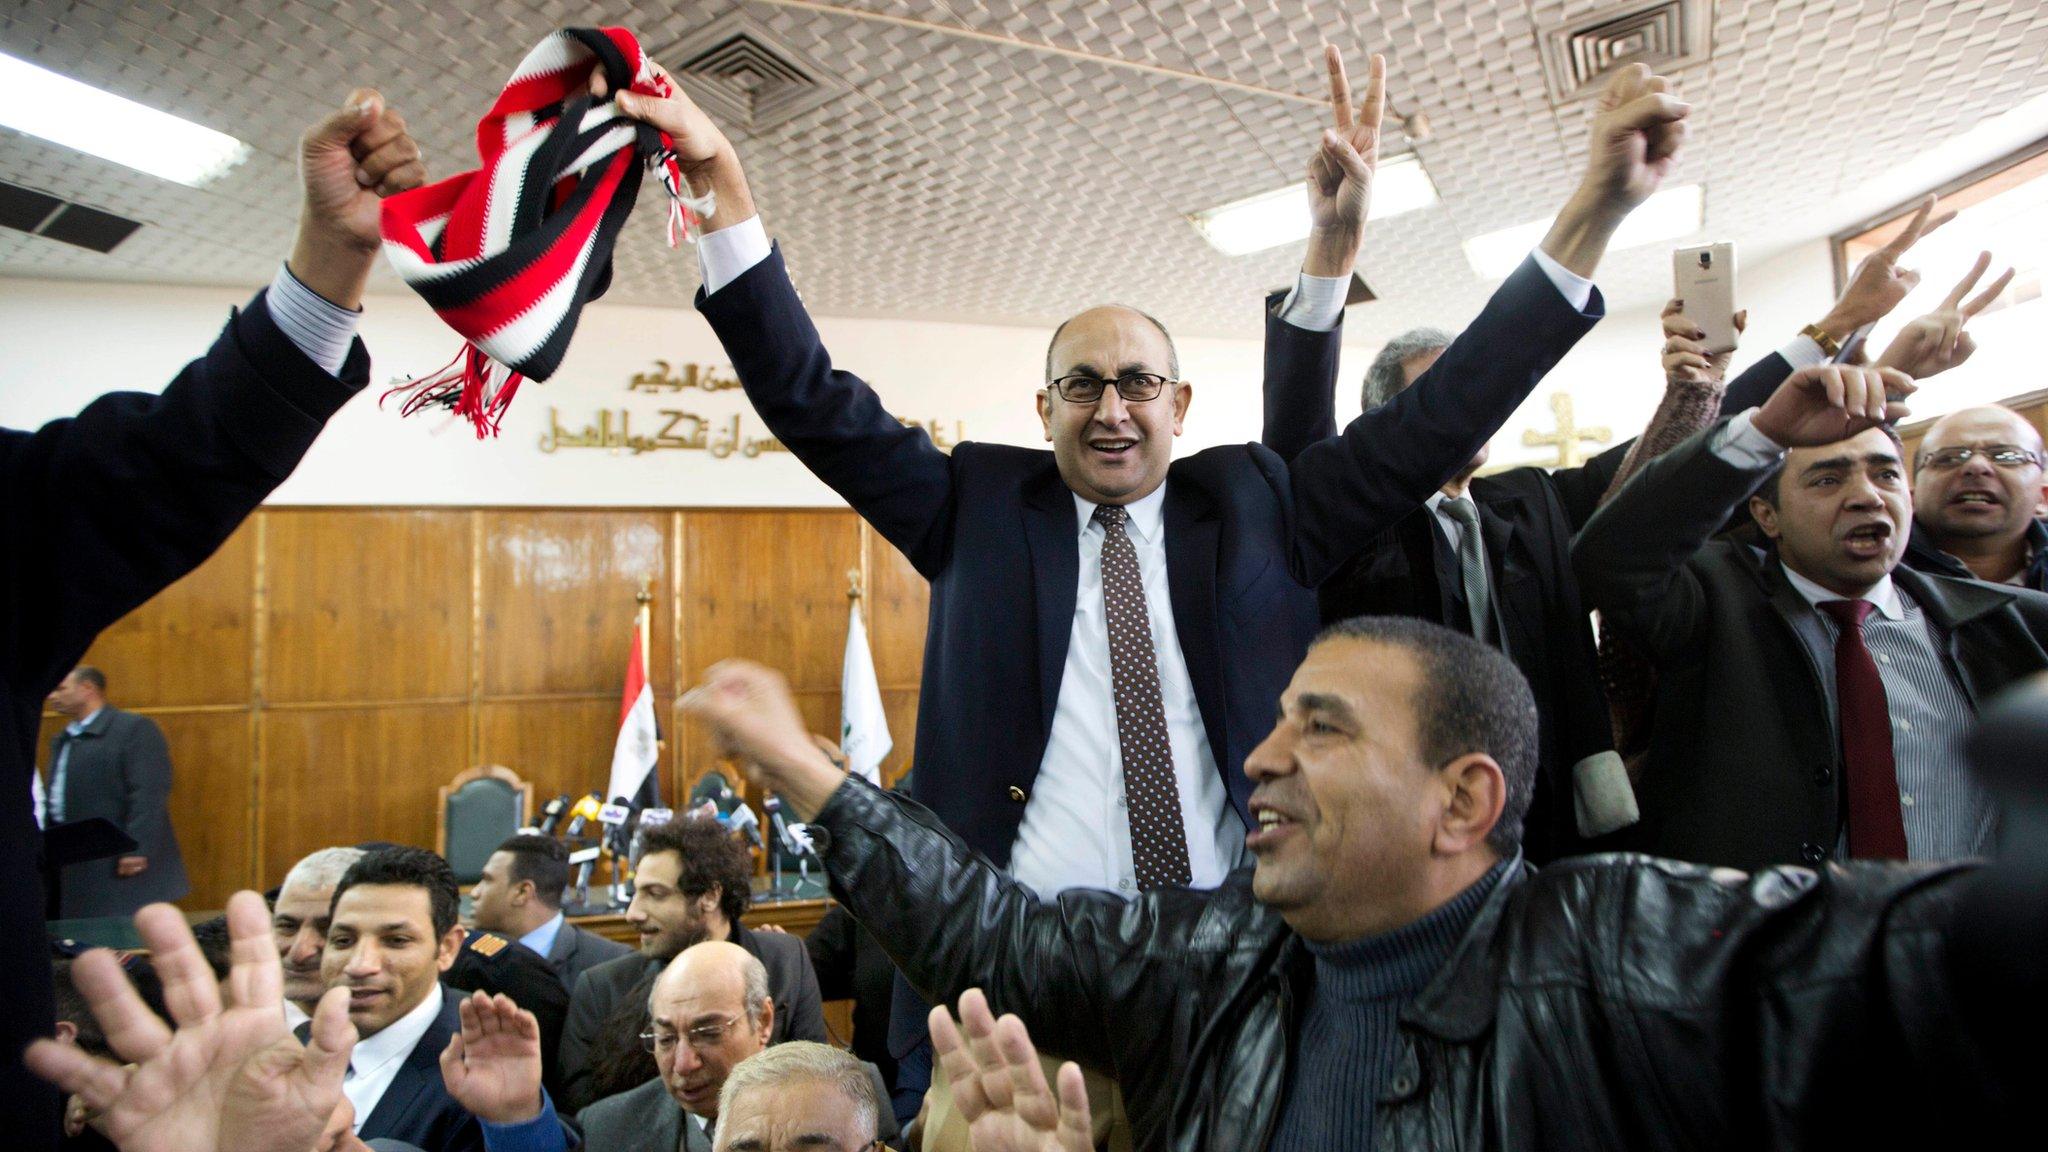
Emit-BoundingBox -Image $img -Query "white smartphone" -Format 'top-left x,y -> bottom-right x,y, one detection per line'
1673,243 -> 1738,355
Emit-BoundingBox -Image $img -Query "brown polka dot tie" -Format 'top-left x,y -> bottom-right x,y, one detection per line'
1094,504 -> 1192,891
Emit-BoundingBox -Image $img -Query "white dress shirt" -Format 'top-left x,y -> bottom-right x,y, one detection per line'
282,998 -> 312,1034
695,219 -> 1601,898
1003,483 -> 1246,897
343,982 -> 444,1131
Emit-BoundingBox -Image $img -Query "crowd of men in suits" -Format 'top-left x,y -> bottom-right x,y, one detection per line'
14,35 -> 2048,1152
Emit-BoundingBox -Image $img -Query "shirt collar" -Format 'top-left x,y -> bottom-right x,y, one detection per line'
1072,480 -> 1168,545
1780,564 -> 1905,621
282,999 -> 311,1033
518,911 -> 567,959
350,982 -> 443,1075
67,707 -> 102,735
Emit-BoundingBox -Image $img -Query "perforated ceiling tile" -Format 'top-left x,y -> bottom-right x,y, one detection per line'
0,0 -> 2045,338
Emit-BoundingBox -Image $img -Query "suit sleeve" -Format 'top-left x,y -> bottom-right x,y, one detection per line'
813,779 -> 1176,1077
1547,438 -> 1633,531
119,719 -> 175,857
1572,420 -> 1767,662
1258,290 -> 1339,465
1720,351 -> 1794,419
556,970 -> 604,1114
775,934 -> 831,1043
3,291 -> 367,695
1282,256 -> 1602,587
804,904 -> 858,1002
694,246 -> 957,578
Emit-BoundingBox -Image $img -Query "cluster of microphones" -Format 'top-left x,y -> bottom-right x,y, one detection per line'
687,773 -> 823,887
521,775 -> 820,910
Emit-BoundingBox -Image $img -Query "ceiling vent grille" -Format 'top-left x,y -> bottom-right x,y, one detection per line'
659,11 -> 847,135
0,180 -> 141,253
1541,0 -> 1712,104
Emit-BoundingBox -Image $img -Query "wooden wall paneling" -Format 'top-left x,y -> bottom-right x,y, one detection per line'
74,524 -> 256,708
41,504 -> 931,910
150,710 -> 254,908
475,698 -> 624,810
259,704 -> 469,887
863,523 -> 929,691
479,510 -> 672,698
879,690 -> 919,787
682,511 -> 861,689
264,511 -> 472,704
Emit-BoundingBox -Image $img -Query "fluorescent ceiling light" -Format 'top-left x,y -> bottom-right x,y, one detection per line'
1190,152 -> 1439,256
1461,183 -> 1705,280
0,51 -> 249,186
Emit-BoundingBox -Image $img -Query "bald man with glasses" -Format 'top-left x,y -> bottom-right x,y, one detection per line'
1907,406 -> 2048,590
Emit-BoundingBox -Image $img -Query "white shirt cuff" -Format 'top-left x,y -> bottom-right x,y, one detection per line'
1529,247 -> 1595,313
1777,334 -> 1829,371
697,215 -> 772,296
1711,409 -> 1787,469
1275,271 -> 1349,332
267,264 -> 359,377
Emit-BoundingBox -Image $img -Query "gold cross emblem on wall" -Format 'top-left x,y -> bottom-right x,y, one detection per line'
1521,392 -> 1611,468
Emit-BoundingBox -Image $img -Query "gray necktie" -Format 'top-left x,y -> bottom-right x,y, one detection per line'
1093,504 -> 1192,892
1441,497 -> 1495,644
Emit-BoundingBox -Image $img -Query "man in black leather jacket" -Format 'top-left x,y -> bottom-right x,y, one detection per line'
684,622 -> 2046,1148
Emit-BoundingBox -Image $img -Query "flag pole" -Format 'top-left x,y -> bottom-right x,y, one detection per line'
637,578 -> 656,747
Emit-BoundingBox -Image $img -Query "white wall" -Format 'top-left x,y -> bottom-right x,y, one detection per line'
0,276 -> 1375,507
25,227 -> 2028,509
1484,239 -> 1842,468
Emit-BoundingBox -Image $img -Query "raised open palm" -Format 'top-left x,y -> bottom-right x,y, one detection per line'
932,989 -> 1093,1152
439,990 -> 546,1124
25,892 -> 356,1152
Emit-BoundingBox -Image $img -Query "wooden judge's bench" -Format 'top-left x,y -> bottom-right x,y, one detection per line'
569,890 -> 834,943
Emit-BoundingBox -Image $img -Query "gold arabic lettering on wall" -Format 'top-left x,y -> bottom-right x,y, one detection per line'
538,361 -> 965,458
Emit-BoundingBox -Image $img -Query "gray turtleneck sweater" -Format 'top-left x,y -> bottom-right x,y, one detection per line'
1267,859 -> 1509,1152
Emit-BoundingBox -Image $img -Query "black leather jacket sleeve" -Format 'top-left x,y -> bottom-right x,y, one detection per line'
812,778 -> 1201,1078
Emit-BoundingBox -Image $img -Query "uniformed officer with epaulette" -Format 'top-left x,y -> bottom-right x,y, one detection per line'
445,927 -> 572,1099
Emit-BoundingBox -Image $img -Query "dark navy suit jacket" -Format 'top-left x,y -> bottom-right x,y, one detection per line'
4,292 -> 368,1147
357,992 -> 483,1152
696,246 -> 1602,864
1259,341 -> 1799,860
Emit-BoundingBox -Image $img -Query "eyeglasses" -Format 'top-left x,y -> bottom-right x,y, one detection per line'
1917,445 -> 2043,471
1046,373 -> 1174,404
640,1013 -> 746,1054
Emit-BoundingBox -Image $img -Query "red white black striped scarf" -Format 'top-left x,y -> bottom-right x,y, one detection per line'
379,27 -> 705,437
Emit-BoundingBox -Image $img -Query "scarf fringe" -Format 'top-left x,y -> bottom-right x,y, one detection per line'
380,344 -> 527,439
653,150 -> 716,247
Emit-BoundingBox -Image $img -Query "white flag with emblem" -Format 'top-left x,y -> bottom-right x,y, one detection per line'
841,599 -> 892,785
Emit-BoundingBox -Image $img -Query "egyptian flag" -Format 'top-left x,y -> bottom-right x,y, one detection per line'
606,613 -> 661,809
379,27 -> 707,437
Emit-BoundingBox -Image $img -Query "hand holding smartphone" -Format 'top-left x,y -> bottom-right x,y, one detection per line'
1673,243 -> 1738,354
